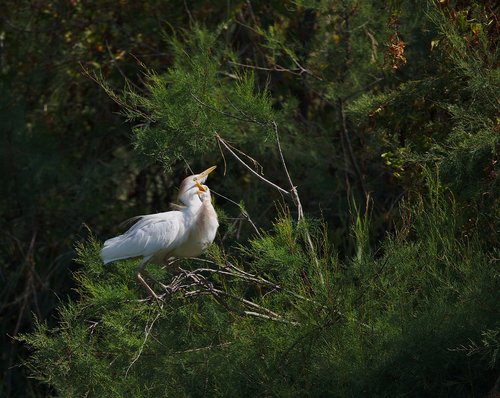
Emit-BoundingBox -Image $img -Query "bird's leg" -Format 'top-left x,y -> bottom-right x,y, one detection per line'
135,257 -> 161,301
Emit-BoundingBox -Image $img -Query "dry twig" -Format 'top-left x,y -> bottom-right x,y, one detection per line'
126,312 -> 161,375
215,133 -> 290,196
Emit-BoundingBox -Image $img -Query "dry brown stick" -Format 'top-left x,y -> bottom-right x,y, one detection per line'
182,287 -> 287,322
243,311 -> 300,326
210,188 -> 262,238
215,133 -> 291,196
272,121 -> 304,220
126,312 -> 161,375
154,259 -> 372,330
228,59 -> 323,82
176,269 -> 298,326
187,261 -> 313,306
182,271 -> 281,319
174,342 -> 232,355
229,60 -> 302,74
192,259 -> 374,329
271,122 -> 324,285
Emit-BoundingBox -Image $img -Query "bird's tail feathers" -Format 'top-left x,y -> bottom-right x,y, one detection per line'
101,235 -> 138,264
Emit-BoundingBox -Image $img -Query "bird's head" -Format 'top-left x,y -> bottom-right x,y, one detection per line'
178,166 -> 216,205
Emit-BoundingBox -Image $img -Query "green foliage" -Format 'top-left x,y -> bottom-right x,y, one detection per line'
113,27 -> 275,169
20,179 -> 498,397
0,2 -> 230,396
3,0 -> 499,396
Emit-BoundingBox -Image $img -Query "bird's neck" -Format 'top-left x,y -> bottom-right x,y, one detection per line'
183,196 -> 203,215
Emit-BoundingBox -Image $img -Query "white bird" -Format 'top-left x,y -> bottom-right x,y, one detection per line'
101,166 -> 219,299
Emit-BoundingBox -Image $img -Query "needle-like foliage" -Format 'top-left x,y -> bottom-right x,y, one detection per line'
104,27 -> 275,170
20,179 -> 498,396
8,0 -> 499,397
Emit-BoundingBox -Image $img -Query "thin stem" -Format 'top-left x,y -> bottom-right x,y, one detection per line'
243,311 -> 300,326
126,312 -> 161,375
174,342 -> 232,355
272,121 -> 304,220
271,122 -> 324,285
210,189 -> 262,238
228,57 -> 323,82
188,258 -> 371,330
215,133 -> 291,196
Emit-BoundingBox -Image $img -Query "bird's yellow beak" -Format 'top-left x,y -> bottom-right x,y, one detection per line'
193,166 -> 216,192
199,165 -> 217,178
195,180 -> 206,192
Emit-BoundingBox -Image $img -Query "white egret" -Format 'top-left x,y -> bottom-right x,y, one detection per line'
101,166 -> 219,299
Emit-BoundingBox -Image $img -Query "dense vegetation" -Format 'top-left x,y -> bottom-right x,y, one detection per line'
1,0 -> 498,396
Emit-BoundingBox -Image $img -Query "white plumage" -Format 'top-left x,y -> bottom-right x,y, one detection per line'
101,166 -> 218,299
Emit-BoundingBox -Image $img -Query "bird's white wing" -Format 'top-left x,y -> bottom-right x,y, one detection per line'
101,211 -> 185,264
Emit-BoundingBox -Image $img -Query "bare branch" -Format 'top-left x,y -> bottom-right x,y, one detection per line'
243,311 -> 300,326
126,312 -> 161,375
141,257 -> 371,331
154,265 -> 299,326
187,258 -> 371,330
174,342 -> 232,355
228,60 -> 323,82
272,121 -> 304,220
215,133 -> 291,196
210,189 -> 262,238
270,122 -> 325,285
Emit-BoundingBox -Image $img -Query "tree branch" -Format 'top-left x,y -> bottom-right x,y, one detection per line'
187,258 -> 371,330
126,312 -> 161,375
210,188 -> 262,238
243,311 -> 300,326
272,121 -> 304,220
174,342 -> 232,355
215,133 -> 291,196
